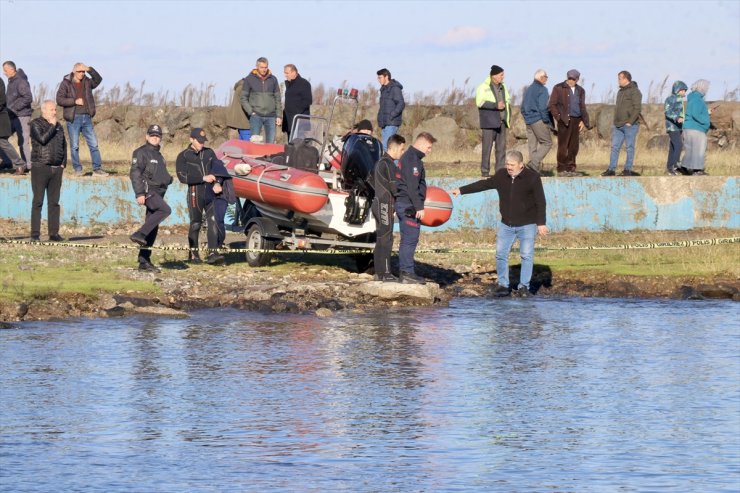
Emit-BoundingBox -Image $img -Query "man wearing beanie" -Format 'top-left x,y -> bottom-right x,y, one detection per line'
475,65 -> 510,177
547,69 -> 590,176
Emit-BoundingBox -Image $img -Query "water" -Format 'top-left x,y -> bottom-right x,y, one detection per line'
1,298 -> 738,492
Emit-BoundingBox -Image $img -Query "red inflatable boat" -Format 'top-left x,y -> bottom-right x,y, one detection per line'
216,139 -> 329,214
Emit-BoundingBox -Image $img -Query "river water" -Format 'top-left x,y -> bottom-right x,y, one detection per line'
1,298 -> 738,492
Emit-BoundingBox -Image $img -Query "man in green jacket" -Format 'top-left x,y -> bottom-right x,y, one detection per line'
240,57 -> 282,144
475,65 -> 510,177
602,70 -> 642,177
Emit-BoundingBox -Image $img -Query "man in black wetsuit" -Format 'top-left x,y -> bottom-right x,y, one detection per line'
371,134 -> 406,281
175,128 -> 225,265
129,124 -> 173,272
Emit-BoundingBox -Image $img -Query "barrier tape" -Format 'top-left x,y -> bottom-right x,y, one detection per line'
0,236 -> 737,255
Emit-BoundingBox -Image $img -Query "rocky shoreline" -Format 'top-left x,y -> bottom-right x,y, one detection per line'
2,256 -> 737,326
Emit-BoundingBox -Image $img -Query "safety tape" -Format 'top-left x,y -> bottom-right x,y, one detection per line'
0,236 -> 737,255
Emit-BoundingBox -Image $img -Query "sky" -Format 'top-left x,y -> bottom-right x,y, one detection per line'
1,0 -> 739,105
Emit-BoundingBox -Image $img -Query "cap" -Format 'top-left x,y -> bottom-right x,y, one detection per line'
147,124 -> 163,137
567,69 -> 581,80
354,119 -> 373,132
190,128 -> 208,143
490,65 -> 504,76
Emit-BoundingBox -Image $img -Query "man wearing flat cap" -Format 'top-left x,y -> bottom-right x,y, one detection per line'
129,124 -> 173,272
547,69 -> 590,176
475,65 -> 511,177
175,128 -> 225,265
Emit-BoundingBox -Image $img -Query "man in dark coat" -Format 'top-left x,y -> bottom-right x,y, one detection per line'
175,128 -> 224,265
55,63 -> 106,175
371,134 -> 406,281
376,68 -> 405,150
29,100 -> 67,241
451,150 -> 548,298
3,61 -> 33,173
394,132 -> 436,284
547,69 -> 590,176
129,124 -> 173,272
282,64 -> 312,141
0,78 -> 26,172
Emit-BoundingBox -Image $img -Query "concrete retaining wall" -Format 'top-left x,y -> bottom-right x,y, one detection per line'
1,176 -> 737,232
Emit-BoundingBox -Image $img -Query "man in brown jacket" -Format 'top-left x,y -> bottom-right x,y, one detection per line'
226,77 -> 251,141
547,69 -> 590,176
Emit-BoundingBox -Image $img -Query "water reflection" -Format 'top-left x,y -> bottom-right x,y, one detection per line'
1,298 -> 738,492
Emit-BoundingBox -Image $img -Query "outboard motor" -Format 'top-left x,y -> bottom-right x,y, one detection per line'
340,134 -> 382,225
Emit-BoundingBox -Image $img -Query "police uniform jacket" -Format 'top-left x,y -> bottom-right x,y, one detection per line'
130,142 -> 172,197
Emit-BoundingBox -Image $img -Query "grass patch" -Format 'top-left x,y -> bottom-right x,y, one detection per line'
0,245 -> 160,302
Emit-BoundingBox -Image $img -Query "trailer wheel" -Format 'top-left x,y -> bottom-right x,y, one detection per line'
245,223 -> 276,267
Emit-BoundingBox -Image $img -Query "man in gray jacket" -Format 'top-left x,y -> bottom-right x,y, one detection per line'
240,57 -> 282,144
3,61 -> 32,173
602,70 -> 642,177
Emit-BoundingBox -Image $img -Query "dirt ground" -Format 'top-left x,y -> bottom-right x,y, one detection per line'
0,220 -> 738,324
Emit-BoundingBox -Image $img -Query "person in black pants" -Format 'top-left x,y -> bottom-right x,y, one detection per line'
129,124 -> 173,272
394,132 -> 436,284
371,134 -> 406,281
175,128 -> 224,265
29,100 -> 67,241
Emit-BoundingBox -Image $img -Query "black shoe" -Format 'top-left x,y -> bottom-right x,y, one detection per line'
138,261 -> 160,272
188,254 -> 202,264
665,169 -> 678,176
693,170 -> 708,176
514,286 -> 532,298
374,273 -> 399,282
677,167 -> 693,176
30,235 -> 40,241
492,285 -> 511,297
48,234 -> 64,242
206,253 -> 225,265
129,231 -> 147,246
399,271 -> 425,284
618,170 -> 635,177
600,169 -> 616,177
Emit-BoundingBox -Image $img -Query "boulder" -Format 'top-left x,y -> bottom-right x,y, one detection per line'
596,106 -> 615,139
94,119 -> 124,143
358,281 -> 441,302
647,134 -> 669,150
413,116 -> 463,149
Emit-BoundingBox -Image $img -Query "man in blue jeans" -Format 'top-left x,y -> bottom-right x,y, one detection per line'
451,150 -> 548,297
56,63 -> 106,176
377,68 -> 405,151
602,70 -> 642,177
240,57 -> 282,144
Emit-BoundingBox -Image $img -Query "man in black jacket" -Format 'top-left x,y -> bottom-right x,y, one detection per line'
0,78 -> 26,173
451,150 -> 548,297
282,64 -> 312,141
371,134 -> 406,282
175,128 -> 224,265
129,124 -> 173,272
395,132 -> 436,284
29,100 -> 67,242
55,63 -> 106,176
3,61 -> 33,173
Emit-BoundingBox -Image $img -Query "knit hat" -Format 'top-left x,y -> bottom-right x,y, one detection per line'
490,65 -> 504,76
567,69 -> 581,80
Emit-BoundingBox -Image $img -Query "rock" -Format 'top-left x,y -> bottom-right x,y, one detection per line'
676,285 -> 704,300
16,303 -> 29,319
596,106 -> 615,139
608,280 -> 638,297
315,307 -> 332,318
132,305 -> 189,318
358,281 -> 441,302
647,134 -> 669,150
413,116 -> 464,149
105,306 -> 126,317
696,283 -> 736,299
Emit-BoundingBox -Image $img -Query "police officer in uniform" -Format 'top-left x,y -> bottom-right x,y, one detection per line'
371,134 -> 405,281
175,128 -> 224,265
129,124 -> 173,271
